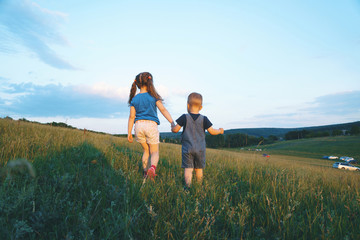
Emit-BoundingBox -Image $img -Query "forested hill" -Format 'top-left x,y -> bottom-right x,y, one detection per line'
160,121 -> 360,139
223,121 -> 360,138
224,128 -> 289,138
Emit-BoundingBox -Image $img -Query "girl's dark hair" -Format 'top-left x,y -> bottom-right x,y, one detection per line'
128,72 -> 163,105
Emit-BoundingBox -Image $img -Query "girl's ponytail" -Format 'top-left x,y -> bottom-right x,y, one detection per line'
145,73 -> 163,101
128,72 -> 163,105
128,81 -> 137,105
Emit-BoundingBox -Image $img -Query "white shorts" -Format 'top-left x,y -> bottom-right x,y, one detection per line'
134,120 -> 160,144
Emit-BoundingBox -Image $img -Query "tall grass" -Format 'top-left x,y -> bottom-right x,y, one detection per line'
1,118 -> 359,239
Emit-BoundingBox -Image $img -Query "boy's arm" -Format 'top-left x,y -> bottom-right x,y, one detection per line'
156,100 -> 174,125
127,106 -> 136,143
207,126 -> 224,135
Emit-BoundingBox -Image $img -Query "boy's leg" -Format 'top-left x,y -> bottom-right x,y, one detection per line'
194,168 -> 203,183
184,168 -> 194,187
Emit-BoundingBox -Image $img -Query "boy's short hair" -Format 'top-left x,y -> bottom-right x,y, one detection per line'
187,92 -> 203,107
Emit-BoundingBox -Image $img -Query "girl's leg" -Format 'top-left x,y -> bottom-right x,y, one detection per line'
194,168 -> 203,183
147,143 -> 159,178
148,143 -> 159,167
140,142 -> 150,171
184,168 -> 194,187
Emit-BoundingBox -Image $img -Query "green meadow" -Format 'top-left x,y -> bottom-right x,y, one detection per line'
1,118 -> 359,239
249,136 -> 360,160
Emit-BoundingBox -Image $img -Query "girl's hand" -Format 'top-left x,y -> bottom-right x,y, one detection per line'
128,134 -> 133,143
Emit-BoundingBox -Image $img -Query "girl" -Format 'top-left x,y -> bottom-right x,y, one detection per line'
127,72 -> 175,179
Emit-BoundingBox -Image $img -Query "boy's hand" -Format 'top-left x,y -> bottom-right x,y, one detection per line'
128,134 -> 133,143
172,123 -> 181,133
208,126 -> 224,135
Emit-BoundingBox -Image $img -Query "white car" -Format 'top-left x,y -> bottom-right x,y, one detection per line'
340,156 -> 354,162
333,162 -> 360,171
328,156 -> 339,160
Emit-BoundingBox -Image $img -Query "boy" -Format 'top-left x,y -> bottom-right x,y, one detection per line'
171,92 -> 224,188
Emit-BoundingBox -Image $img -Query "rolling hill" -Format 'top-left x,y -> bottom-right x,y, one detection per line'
161,121 -> 360,138
244,135 -> 360,161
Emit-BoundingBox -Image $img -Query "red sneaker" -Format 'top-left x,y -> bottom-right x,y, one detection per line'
147,167 -> 157,180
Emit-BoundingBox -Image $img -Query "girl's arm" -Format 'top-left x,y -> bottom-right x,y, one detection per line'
127,106 -> 136,143
156,100 -> 175,126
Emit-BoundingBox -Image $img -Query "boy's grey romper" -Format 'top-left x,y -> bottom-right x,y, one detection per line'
181,114 -> 206,169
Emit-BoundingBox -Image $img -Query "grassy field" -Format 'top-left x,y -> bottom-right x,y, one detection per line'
243,136 -> 360,161
1,118 -> 360,239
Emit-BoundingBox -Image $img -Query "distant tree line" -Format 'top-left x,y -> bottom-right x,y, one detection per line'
161,125 -> 360,149
17,118 -> 76,129
205,133 -> 279,148
3,117 -> 114,136
162,133 -> 278,149
350,126 -> 360,135
161,137 -> 181,144
284,126 -> 360,140
46,121 -> 76,129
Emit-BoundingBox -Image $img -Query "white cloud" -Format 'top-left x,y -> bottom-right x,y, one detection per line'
0,76 -> 10,81
305,91 -> 360,115
156,84 -> 170,99
226,91 -> 360,129
170,88 -> 190,98
0,0 -> 75,69
0,82 -> 128,118
31,2 -> 68,19
74,82 -> 130,101
71,82 -> 174,104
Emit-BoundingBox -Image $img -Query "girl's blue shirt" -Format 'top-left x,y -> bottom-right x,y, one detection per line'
130,92 -> 160,125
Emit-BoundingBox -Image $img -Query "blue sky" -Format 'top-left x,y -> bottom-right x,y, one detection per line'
1,0 -> 359,134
